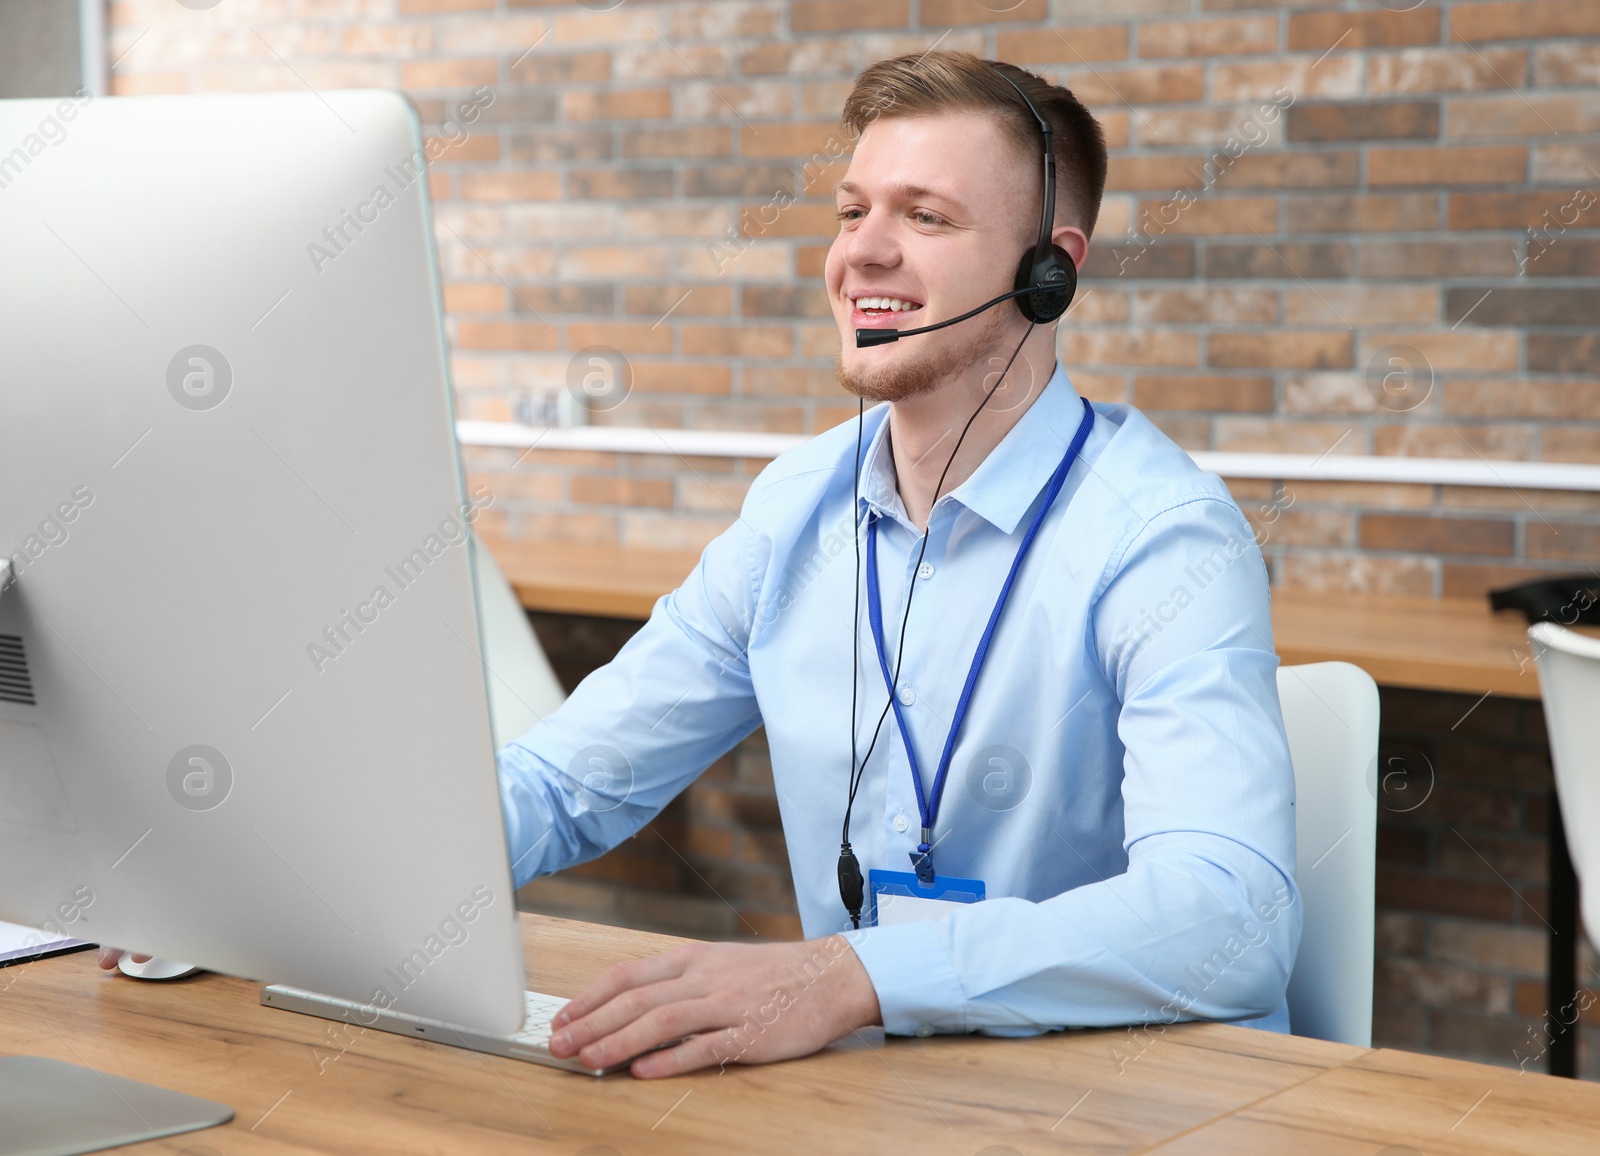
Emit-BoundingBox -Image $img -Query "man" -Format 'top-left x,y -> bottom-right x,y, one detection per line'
494,50 -> 1301,1078
103,50 -> 1302,1079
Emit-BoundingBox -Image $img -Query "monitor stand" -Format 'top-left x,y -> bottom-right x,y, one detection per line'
0,1056 -> 232,1156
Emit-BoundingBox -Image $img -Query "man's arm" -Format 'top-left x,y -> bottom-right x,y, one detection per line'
496,520 -> 763,888
843,495 -> 1302,1037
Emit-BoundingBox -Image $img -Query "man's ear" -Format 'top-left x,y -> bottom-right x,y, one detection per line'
1053,224 -> 1090,270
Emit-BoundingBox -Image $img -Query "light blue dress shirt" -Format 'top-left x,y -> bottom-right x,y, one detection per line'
496,360 -> 1301,1039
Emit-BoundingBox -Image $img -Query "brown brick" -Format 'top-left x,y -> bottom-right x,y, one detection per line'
1534,42 -> 1600,86
1543,429 -> 1600,463
996,25 -> 1128,65
1447,94 -> 1600,138
1451,189 -> 1599,230
1450,0 -> 1600,42
1446,287 -> 1597,328
1369,145 -> 1526,186
1105,155 -> 1209,191
1245,506 -> 1354,548
1358,239 -> 1521,279
680,325 -> 792,358
569,168 -> 675,199
742,366 -> 840,397
1526,522 -> 1600,562
791,0 -> 909,31
1132,287 -> 1277,324
921,0 -> 1046,25
1525,237 -> 1600,279
1209,332 -> 1353,370
402,58 -> 497,89
1133,374 -> 1274,412
682,163 -> 799,199
1288,100 -> 1440,142
1284,285 -> 1438,327
1133,196 -> 1276,235
459,172 -> 561,201
1218,151 -> 1361,189
1061,331 -> 1200,366
1444,563 -> 1567,600
1532,141 -> 1600,184
443,283 -> 503,313
1212,56 -> 1361,102
1372,423 -> 1533,459
1288,7 -> 1440,50
509,49 -> 609,85
1377,868 -> 1514,921
510,128 -> 611,163
1138,16 -> 1276,57
622,125 -> 729,159
1530,334 -> 1600,375
1368,46 -> 1527,95
1215,418 -> 1364,456
455,321 -> 559,351
1359,331 -> 1518,373
741,286 -> 831,319
630,359 -> 733,396
1205,242 -> 1352,279
563,87 -> 672,121
1079,242 -> 1197,280
1445,379 -> 1600,420
1288,192 -> 1439,233
1069,63 -> 1206,105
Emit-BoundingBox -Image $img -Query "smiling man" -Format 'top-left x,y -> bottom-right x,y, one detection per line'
494,50 -> 1301,1077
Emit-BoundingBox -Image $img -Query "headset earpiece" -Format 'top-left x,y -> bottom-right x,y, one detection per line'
1013,244 -> 1076,324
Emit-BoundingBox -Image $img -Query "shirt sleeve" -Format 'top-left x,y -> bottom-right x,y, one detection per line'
844,495 -> 1303,1038
495,519 -> 765,890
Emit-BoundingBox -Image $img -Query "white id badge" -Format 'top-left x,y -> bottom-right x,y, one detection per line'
869,869 -> 985,927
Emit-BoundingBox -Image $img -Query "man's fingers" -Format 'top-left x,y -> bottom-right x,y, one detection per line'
575,999 -> 719,1072
95,948 -> 153,971
553,951 -> 689,1029
631,1028 -> 739,1079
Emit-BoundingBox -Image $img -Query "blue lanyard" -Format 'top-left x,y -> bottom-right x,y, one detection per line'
865,395 -> 1094,881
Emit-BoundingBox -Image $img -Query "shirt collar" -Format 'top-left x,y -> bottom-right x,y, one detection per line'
855,361 -> 1085,536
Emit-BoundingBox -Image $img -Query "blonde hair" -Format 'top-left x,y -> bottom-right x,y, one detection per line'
840,50 -> 1108,241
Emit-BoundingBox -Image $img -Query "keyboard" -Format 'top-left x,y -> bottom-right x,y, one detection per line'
509,989 -> 569,1053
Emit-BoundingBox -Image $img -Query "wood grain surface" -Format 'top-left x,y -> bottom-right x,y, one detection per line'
0,913 -> 1381,1155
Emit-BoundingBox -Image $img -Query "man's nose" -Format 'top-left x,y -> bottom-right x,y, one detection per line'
840,207 -> 899,270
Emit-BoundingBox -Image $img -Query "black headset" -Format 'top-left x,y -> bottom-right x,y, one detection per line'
838,64 -> 1080,928
852,65 -> 1078,350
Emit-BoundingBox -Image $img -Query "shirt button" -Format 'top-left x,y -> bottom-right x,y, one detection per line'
915,1025 -> 934,1038
898,686 -> 915,706
893,813 -> 909,833
917,562 -> 935,580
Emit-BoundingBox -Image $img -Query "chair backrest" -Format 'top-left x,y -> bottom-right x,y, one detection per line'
470,534 -> 567,748
1530,621 -> 1600,941
1277,661 -> 1380,1048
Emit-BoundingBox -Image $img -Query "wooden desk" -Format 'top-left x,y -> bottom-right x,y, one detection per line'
4,914 -> 1598,1153
480,534 -> 1544,698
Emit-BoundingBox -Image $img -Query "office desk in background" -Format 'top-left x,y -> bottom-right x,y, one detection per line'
4,913 -> 1599,1153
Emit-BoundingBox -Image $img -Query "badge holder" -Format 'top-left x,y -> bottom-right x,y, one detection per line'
869,868 -> 985,927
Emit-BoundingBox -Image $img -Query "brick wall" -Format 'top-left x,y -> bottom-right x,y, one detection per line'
107,0 -> 1600,595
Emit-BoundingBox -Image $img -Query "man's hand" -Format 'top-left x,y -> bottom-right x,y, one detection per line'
547,935 -> 882,1078
96,947 -> 150,971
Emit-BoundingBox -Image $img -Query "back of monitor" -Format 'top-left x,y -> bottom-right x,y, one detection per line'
0,90 -> 526,1035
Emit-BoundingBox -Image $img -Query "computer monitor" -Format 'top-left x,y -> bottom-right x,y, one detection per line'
0,90 -> 528,1036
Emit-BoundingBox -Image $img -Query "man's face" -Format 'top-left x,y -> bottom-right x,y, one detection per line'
826,110 -> 1036,404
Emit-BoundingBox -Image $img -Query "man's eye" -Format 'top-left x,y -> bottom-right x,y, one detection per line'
913,211 -> 944,226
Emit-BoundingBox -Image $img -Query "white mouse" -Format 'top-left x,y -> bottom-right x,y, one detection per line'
116,951 -> 200,980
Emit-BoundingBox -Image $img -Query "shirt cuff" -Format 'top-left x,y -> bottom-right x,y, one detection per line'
843,919 -> 969,1037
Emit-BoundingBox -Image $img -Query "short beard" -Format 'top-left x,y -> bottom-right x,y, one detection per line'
834,295 -> 1012,404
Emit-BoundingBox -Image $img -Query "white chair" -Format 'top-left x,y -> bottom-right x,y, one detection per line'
1277,661 -> 1380,1047
1529,621 -> 1600,942
470,534 -> 567,748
